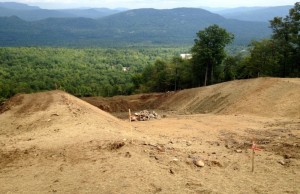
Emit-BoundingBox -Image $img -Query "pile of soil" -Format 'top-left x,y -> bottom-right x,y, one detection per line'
160,77 -> 300,118
84,77 -> 300,119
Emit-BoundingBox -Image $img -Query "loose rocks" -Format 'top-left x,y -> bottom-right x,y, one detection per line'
131,110 -> 161,121
193,159 -> 205,167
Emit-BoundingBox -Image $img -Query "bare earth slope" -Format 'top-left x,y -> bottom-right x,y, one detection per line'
84,77 -> 300,118
1,78 -> 300,194
0,91 -> 141,193
160,77 -> 300,118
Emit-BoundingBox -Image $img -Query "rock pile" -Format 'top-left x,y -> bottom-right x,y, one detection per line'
130,110 -> 161,121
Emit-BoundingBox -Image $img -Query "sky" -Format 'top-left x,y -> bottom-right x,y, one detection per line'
0,0 -> 296,9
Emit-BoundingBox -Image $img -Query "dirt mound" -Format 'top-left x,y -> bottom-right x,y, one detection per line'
84,78 -> 300,118
0,94 -> 24,114
1,92 -> 53,115
160,77 -> 300,118
0,90 -> 127,136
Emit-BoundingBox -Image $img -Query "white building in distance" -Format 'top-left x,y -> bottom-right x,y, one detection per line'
180,53 -> 192,60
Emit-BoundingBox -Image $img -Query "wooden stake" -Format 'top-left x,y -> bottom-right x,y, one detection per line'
252,148 -> 255,173
129,109 -> 133,143
129,109 -> 132,122
250,141 -> 262,173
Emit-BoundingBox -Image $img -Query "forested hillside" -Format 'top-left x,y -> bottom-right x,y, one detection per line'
0,47 -> 187,100
0,8 -> 271,46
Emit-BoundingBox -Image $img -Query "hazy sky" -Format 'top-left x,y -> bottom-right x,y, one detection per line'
0,0 -> 296,9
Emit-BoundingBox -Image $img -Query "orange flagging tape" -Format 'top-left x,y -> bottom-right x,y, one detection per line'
250,143 -> 262,151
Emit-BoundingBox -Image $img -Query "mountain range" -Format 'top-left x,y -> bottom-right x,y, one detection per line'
215,5 -> 293,22
0,2 -> 293,47
0,2 -> 292,22
0,2 -> 124,21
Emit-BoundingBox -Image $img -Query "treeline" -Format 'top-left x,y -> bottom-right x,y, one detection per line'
133,3 -> 300,92
0,47 -> 188,100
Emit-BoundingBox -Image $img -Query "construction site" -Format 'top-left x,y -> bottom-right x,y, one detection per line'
0,77 -> 299,193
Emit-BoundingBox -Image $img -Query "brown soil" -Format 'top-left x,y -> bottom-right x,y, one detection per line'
84,77 -> 300,119
1,77 -> 299,194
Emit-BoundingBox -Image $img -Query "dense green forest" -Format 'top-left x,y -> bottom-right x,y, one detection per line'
0,47 -> 188,101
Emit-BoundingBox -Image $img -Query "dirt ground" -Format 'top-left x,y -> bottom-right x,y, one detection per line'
0,77 -> 299,194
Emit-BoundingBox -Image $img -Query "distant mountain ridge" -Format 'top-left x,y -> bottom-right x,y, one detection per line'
0,2 -> 123,20
0,2 -> 39,10
0,2 -> 292,22
215,5 -> 293,22
0,7 -> 272,47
